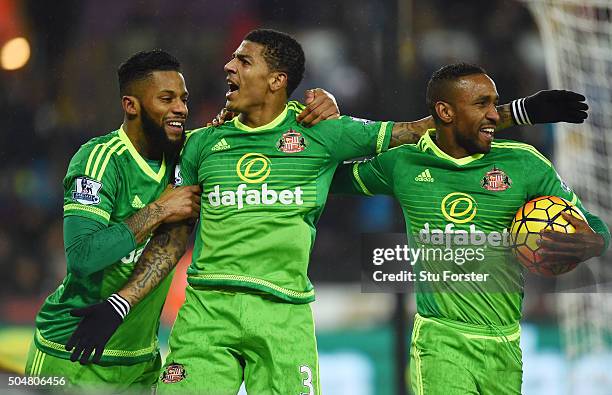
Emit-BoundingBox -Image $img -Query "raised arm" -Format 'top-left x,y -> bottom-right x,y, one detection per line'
389,90 -> 588,147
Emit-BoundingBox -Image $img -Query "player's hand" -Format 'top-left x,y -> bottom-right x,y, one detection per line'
538,212 -> 605,265
207,108 -> 237,127
296,88 -> 340,127
511,90 -> 588,125
66,294 -> 130,365
156,185 -> 201,223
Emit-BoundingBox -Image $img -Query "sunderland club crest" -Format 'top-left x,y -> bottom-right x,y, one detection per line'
161,363 -> 187,384
277,130 -> 306,153
481,166 -> 512,191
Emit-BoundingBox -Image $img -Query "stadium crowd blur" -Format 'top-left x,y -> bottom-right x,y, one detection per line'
1,0 -> 555,323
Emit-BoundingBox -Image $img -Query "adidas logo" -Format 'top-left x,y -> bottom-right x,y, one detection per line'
211,138 -> 230,152
131,195 -> 145,209
415,169 -> 434,182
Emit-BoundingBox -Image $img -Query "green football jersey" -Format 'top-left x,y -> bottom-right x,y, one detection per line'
35,126 -> 174,365
178,102 -> 393,303
334,130 -> 597,326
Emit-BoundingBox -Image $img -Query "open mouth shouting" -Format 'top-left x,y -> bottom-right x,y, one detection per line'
226,79 -> 240,100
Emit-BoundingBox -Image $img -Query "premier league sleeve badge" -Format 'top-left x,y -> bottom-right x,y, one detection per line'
72,176 -> 103,205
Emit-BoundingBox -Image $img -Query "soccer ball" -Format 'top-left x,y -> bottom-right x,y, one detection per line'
509,196 -> 585,276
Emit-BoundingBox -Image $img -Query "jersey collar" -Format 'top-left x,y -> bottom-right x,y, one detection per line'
418,129 -> 484,166
118,126 -> 167,183
232,105 -> 288,132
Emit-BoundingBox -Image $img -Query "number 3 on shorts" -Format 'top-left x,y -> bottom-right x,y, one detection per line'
300,365 -> 314,395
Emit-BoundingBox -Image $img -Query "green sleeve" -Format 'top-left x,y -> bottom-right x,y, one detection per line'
176,130 -> 202,186
328,116 -> 394,161
64,216 -> 137,277
529,152 -> 610,254
62,143 -> 119,224
330,153 -> 394,196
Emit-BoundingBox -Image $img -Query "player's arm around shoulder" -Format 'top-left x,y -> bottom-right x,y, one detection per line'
322,115 -> 395,161
388,90 -> 589,147
208,88 -> 340,127
386,105 -> 502,147
293,88 -> 340,126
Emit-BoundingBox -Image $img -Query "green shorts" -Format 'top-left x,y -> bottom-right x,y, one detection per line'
157,286 -> 320,395
409,314 -> 523,395
25,340 -> 161,394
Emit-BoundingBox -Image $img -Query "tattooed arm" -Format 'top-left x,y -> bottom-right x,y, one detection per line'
495,103 -> 515,130
389,104 -> 515,147
124,185 -> 200,243
390,116 -> 434,148
64,220 -> 194,364
62,185 -> 199,278
118,221 -> 193,306
124,202 -> 169,244
389,88 -> 591,147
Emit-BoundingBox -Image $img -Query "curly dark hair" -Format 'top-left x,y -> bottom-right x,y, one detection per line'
117,49 -> 181,96
244,29 -> 305,97
426,62 -> 487,122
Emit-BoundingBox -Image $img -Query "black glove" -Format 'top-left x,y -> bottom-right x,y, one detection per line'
511,90 -> 588,125
65,293 -> 130,364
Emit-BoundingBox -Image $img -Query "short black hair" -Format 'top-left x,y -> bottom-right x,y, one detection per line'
244,29 -> 305,97
117,50 -> 181,96
426,63 -> 487,122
